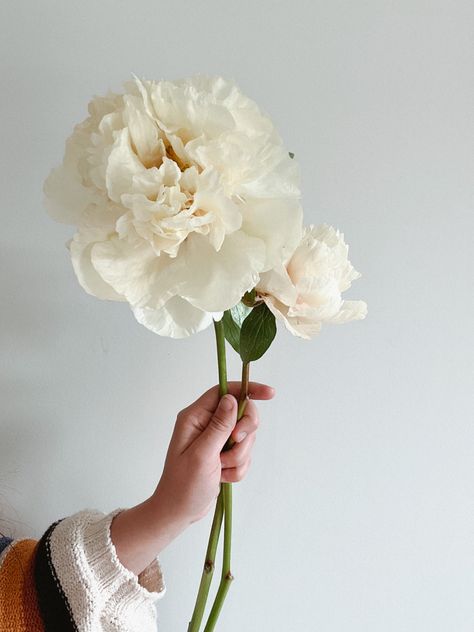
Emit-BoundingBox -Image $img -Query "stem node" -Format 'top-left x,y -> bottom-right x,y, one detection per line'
204,560 -> 214,573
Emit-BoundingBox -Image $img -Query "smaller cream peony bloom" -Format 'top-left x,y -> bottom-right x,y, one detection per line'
256,224 -> 367,339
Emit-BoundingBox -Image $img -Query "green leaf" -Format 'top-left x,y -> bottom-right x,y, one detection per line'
222,310 -> 241,354
230,301 -> 252,327
289,151 -> 295,159
222,302 -> 252,354
239,302 -> 277,364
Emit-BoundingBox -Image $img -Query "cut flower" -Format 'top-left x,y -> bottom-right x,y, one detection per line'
44,75 -> 303,337
256,224 -> 367,339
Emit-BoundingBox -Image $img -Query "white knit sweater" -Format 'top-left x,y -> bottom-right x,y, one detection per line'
0,508 -> 166,631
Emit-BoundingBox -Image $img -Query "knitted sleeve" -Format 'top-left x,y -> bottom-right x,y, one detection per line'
33,508 -> 166,631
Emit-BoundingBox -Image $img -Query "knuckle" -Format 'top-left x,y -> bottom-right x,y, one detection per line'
176,407 -> 189,423
236,467 -> 245,481
237,460 -> 251,481
211,413 -> 229,433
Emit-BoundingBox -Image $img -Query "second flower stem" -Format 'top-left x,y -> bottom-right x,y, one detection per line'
187,320 -> 228,632
204,362 -> 249,632
203,483 -> 233,632
188,320 -> 250,632
187,492 -> 224,632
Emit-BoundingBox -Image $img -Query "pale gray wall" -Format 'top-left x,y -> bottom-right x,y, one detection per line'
1,2 -> 473,631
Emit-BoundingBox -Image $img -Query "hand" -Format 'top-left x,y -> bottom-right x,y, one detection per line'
152,381 -> 275,527
110,381 -> 274,576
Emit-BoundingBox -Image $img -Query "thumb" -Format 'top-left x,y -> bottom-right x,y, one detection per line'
196,394 -> 237,455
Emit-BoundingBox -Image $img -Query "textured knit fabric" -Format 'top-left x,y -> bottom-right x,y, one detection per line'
0,509 -> 165,632
0,537 -> 12,556
0,539 -> 45,631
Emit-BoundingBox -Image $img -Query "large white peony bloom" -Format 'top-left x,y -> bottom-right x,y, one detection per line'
44,75 -> 303,337
256,224 -> 367,339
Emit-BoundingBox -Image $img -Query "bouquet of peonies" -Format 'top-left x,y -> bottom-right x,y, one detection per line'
44,75 -> 367,631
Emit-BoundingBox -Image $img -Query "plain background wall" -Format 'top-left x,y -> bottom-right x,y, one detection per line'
1,1 -> 473,630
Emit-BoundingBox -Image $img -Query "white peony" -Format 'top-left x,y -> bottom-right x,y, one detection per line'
256,224 -> 367,339
44,75 -> 303,338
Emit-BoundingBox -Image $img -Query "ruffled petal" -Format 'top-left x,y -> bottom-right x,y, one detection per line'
105,128 -> 150,203
262,296 -> 322,340
257,265 -> 298,306
70,236 -> 126,301
91,236 -> 183,309
122,93 -> 164,168
241,198 -> 303,269
327,300 -> 368,324
179,231 -> 266,312
133,297 -> 219,338
44,165 -> 96,225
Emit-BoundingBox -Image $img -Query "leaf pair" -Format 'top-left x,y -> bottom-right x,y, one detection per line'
222,301 -> 277,364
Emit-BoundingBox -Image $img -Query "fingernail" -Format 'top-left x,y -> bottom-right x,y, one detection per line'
237,431 -> 247,442
221,395 -> 234,411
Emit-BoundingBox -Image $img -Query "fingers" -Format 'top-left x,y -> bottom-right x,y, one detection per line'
221,459 -> 251,483
230,399 -> 259,445
228,382 -> 275,401
173,383 -> 270,456
220,401 -> 258,481
194,394 -> 238,454
191,382 -> 275,415
220,431 -> 256,469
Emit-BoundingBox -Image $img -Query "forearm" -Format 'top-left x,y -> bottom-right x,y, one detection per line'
110,492 -> 189,576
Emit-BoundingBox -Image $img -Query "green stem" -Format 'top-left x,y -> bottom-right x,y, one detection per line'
187,319 -> 228,632
214,319 -> 228,397
224,362 -> 249,451
203,484 -> 233,632
187,492 -> 224,632
237,362 -> 249,420
204,362 -> 250,632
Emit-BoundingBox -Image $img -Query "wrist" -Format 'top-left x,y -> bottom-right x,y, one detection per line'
148,486 -> 191,535
110,493 -> 190,577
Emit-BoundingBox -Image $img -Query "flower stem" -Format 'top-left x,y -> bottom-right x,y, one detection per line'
214,318 -> 228,398
187,492 -> 224,632
203,362 -> 250,632
187,319 -> 228,632
203,484 -> 233,632
224,362 -> 249,451
238,361 -> 250,419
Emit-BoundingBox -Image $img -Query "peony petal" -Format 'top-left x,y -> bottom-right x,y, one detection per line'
179,231 -> 266,312
241,198 -> 303,269
91,236 -> 184,309
190,187 -> 242,251
44,165 -> 96,225
133,297 -> 219,338
328,300 -> 368,324
105,128 -> 149,203
262,296 -> 321,340
238,144 -> 300,199
122,94 -> 164,168
257,265 -> 298,306
69,234 -> 126,301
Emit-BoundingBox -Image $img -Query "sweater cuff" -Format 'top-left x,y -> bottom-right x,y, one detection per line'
44,508 -> 166,631
85,508 -> 166,600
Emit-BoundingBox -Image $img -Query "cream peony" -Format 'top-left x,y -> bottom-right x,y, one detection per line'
44,75 -> 303,338
256,224 -> 367,339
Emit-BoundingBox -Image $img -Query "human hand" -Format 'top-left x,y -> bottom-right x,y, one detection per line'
110,381 -> 274,576
152,381 -> 275,528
